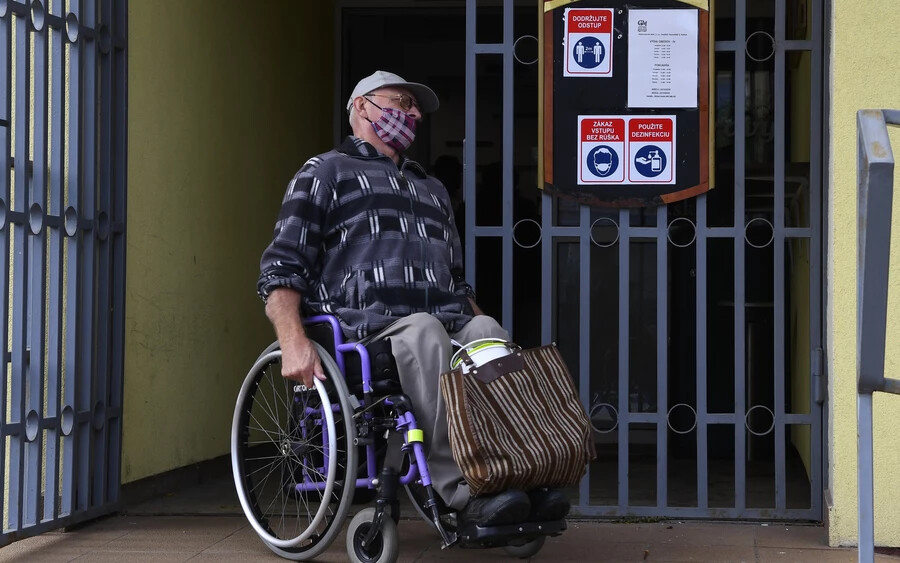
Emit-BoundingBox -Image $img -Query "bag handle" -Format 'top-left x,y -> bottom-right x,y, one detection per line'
458,342 -> 525,384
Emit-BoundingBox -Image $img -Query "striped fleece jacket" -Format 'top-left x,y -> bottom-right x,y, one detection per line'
258,136 -> 476,341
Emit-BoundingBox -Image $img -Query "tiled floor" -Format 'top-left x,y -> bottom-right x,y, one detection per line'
0,473 -> 895,562
1,515 -> 895,563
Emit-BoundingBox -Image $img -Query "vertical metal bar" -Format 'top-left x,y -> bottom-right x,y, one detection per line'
0,3 -> 11,533
11,8 -> 32,531
46,0 -> 66,522
808,0 -> 824,518
733,0 -> 747,513
501,0 -> 513,333
855,108 -> 896,556
579,204 -> 591,506
93,0 -> 113,507
857,392 -> 875,563
78,0 -> 97,511
331,2 -> 341,146
696,195 -> 709,509
772,0 -> 786,515
657,204 -> 668,508
464,0 -> 476,293
62,0 -> 83,518
617,208 -> 630,509
25,0 -> 49,526
107,0 -> 127,504
541,194 -> 552,344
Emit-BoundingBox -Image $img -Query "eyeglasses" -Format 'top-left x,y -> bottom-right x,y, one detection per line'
365,93 -> 419,112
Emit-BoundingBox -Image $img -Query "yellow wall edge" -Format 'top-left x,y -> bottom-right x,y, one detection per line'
829,0 -> 900,547
124,0 -> 334,483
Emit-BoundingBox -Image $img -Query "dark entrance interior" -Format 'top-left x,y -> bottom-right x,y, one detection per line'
339,0 -> 819,519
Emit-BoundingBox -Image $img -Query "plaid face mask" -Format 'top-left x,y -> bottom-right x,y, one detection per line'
368,104 -> 417,152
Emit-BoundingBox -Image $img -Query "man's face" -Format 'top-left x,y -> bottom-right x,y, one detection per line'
364,87 -> 423,122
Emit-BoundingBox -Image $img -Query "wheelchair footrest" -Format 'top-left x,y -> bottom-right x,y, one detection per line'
456,519 -> 567,549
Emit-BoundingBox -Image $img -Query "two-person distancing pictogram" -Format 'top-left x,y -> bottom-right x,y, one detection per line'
574,37 -> 606,69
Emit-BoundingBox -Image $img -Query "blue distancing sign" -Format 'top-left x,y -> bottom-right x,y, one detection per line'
565,8 -> 614,77
573,37 -> 606,69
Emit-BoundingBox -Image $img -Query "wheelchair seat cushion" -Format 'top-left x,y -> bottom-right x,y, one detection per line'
303,321 -> 401,395
345,337 -> 402,395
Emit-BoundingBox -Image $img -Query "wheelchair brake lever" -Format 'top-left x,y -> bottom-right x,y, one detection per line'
352,395 -> 388,419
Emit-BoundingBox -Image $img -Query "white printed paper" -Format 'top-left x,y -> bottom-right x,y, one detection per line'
627,9 -> 699,108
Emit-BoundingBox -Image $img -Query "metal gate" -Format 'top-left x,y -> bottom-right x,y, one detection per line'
464,0 -> 823,519
0,0 -> 127,545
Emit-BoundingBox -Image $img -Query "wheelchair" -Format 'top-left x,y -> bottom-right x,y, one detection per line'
231,314 -> 566,562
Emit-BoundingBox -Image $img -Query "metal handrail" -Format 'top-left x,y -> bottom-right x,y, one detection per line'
856,109 -> 900,563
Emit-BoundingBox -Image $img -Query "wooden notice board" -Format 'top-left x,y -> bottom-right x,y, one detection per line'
539,0 -> 713,208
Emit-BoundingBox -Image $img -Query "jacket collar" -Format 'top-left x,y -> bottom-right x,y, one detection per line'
338,136 -> 428,178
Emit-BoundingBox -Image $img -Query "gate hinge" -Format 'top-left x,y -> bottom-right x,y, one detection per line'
812,347 -> 826,404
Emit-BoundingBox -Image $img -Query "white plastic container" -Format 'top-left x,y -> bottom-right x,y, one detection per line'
449,338 -> 514,374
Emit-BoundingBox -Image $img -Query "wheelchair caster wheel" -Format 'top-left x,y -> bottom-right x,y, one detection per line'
347,507 -> 399,563
503,536 -> 546,559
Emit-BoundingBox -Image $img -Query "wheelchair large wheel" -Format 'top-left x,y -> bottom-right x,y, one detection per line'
231,343 -> 358,560
255,340 -> 280,362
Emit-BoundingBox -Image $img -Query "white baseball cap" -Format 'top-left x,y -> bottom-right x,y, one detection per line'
346,70 -> 440,113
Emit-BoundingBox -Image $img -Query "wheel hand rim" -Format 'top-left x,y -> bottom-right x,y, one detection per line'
231,351 -> 338,549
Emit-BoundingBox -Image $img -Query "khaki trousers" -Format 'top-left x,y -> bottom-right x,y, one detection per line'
369,312 -> 508,509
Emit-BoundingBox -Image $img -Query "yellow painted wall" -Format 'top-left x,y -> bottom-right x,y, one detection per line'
124,0 -> 334,483
829,0 -> 900,547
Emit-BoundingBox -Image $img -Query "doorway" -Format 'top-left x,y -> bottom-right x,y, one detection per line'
338,0 -> 824,520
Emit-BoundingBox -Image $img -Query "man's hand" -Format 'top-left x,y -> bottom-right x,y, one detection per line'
265,288 -> 327,388
280,335 -> 326,388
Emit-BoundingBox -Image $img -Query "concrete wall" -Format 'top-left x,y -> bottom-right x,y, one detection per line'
124,0 -> 334,483
828,0 -> 900,546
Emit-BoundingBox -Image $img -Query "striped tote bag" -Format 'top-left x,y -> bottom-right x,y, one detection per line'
439,343 -> 596,497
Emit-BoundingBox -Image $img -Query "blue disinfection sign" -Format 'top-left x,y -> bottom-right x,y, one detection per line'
633,144 -> 667,178
587,145 -> 619,178
573,37 -> 605,69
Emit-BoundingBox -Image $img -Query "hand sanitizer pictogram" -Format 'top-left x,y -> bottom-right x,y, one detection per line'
650,150 -> 662,172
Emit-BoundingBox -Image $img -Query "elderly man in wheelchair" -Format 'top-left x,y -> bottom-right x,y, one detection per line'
231,70 -> 570,562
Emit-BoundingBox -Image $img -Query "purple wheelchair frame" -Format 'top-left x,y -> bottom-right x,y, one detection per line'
293,315 -> 433,495
287,315 -> 566,552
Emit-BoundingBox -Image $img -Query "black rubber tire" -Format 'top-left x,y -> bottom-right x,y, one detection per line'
346,507 -> 400,563
503,536 -> 546,559
231,344 -> 358,560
